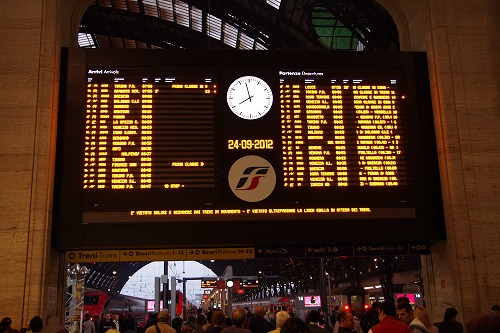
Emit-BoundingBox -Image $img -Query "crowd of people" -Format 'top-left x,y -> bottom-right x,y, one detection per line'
0,315 -> 44,333
177,298 -> 500,333
2,299 -> 499,333
81,311 -> 138,333
123,298 -> 499,333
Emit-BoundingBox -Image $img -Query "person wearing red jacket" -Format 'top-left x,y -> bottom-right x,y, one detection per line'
368,301 -> 411,333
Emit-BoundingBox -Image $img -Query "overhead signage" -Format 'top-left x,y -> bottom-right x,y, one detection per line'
240,279 -> 259,288
305,244 -> 354,257
66,247 -> 256,262
65,243 -> 429,263
352,243 -> 430,256
255,246 -> 305,258
201,279 -> 218,288
186,247 -> 255,260
121,249 -> 186,261
408,243 -> 431,255
66,250 -> 121,263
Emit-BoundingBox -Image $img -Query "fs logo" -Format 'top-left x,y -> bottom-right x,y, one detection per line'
228,156 -> 276,202
235,167 -> 270,190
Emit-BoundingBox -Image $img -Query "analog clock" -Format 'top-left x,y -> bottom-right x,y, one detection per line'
226,76 -> 273,120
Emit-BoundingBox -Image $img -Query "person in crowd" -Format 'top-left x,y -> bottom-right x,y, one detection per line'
397,297 -> 412,306
414,307 -> 439,333
317,310 -> 325,328
145,313 -> 159,331
466,312 -> 500,333
205,312 -> 226,333
243,308 -> 254,329
280,317 -> 308,333
268,311 -> 290,333
332,309 -> 343,333
187,316 -> 196,330
120,312 -> 136,333
100,313 -> 117,333
249,306 -> 274,333
83,314 -> 96,333
182,322 -> 194,333
221,307 -> 251,333
306,310 -> 328,333
434,308 -> 463,333
408,307 -> 429,333
330,307 -> 339,328
29,316 -> 43,333
0,318 -> 12,333
195,314 -> 208,333
145,310 -> 176,333
113,314 -> 120,332
267,312 -> 277,329
352,309 -> 363,333
367,301 -> 411,333
360,302 -> 380,333
93,316 -> 101,333
203,313 -> 213,333
397,302 -> 415,326
337,311 -> 354,333
171,318 -> 184,333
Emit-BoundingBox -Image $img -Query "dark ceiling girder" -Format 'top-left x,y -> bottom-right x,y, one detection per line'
81,5 -> 231,49
81,0 -> 326,50
181,0 -> 325,49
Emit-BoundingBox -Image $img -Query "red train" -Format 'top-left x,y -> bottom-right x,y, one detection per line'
83,289 -> 185,325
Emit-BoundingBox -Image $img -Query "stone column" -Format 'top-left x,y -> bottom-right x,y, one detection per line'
0,0 -> 88,331
382,0 -> 500,324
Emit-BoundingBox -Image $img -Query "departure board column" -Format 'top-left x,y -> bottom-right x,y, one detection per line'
84,83 -> 110,189
110,83 -> 150,189
354,85 -> 405,186
331,85 -> 348,186
281,83 -> 306,187
140,84 -> 153,188
304,84 -> 336,187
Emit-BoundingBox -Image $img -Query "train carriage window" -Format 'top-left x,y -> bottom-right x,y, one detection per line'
84,295 -> 100,305
350,295 -> 364,311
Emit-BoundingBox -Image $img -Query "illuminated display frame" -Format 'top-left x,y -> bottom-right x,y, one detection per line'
52,49 -> 444,250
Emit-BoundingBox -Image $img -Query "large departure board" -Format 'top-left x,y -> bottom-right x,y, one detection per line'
53,49 -> 444,250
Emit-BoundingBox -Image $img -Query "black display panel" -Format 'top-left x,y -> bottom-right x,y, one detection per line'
52,49 -> 445,250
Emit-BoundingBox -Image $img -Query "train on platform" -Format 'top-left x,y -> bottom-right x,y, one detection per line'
83,289 -> 186,325
231,286 -> 369,320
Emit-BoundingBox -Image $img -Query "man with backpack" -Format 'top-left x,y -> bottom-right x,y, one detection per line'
360,302 -> 380,333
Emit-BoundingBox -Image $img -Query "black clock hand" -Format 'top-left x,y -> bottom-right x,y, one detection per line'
239,95 -> 255,104
245,83 -> 253,102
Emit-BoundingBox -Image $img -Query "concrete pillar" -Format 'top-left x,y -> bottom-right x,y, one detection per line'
379,0 -> 500,324
0,0 -> 90,331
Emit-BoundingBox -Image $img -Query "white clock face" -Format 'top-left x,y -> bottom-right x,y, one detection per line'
226,76 -> 273,120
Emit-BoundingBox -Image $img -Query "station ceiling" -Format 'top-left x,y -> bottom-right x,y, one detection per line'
74,0 -> 411,299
